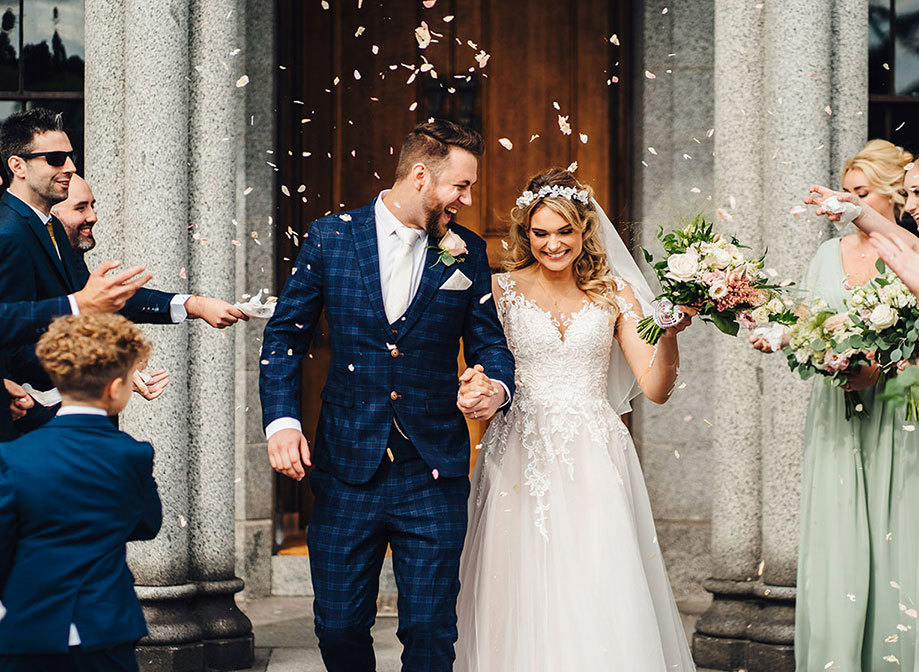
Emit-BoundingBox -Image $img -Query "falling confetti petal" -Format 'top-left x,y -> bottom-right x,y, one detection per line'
610,34 -> 620,46
789,205 -> 806,218
579,133 -> 588,144
645,70 -> 657,79
904,425 -> 916,432
474,50 -> 490,68
529,134 -> 540,142
321,0 -> 329,8
824,105 -> 833,115
690,187 -> 701,193
498,137 -> 513,150
479,293 -> 492,304
235,75 -> 249,87
353,69 -> 361,80
415,22 -> 432,49
886,634 -> 900,643
567,161 -> 578,172
444,15 -> 454,22
423,0 -> 437,6
432,469 -> 440,479
339,213 -> 352,221
715,208 -> 733,222
883,655 -> 900,664
648,147 -> 658,155
558,115 -> 571,135
179,515 -> 187,528
179,267 -> 187,279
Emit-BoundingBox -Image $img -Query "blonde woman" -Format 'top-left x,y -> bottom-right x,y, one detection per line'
454,168 -> 696,671
755,140 -> 919,670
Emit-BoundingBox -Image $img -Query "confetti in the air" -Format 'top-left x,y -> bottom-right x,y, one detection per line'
179,515 -> 188,528
645,70 -> 657,79
498,138 -> 513,150
715,208 -> 733,222
579,133 -> 588,144
348,364 -> 355,372
824,105 -> 833,115
353,69 -> 361,80
422,0 -> 437,7
415,22 -> 432,49
529,134 -> 540,142
432,469 -> 440,480
648,147 -> 658,155
609,34 -> 620,46
789,205 -> 806,218
479,293 -> 492,304
567,161 -> 578,172
235,75 -> 249,87
558,115 -> 571,135
444,15 -> 454,22
339,213 -> 352,221
474,50 -> 490,68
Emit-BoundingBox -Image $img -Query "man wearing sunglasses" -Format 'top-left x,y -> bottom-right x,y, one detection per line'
0,108 -> 247,432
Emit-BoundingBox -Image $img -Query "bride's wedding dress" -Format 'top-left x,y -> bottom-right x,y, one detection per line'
454,273 -> 695,671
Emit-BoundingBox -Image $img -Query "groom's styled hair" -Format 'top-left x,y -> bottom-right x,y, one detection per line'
394,119 -> 484,181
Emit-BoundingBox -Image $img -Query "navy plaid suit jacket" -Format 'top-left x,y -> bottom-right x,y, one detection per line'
260,197 -> 515,484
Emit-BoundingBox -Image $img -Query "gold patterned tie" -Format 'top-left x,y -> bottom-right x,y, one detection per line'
45,221 -> 59,255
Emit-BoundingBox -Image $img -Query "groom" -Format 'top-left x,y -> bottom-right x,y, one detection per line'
259,119 -> 515,671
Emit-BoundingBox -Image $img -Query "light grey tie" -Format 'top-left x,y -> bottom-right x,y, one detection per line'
384,227 -> 417,323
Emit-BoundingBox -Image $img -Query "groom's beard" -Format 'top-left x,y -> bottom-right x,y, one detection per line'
423,202 -> 454,239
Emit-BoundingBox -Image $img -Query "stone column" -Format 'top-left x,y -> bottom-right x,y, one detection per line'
692,1 -> 765,668
119,0 -> 205,669
747,2 -> 834,668
186,0 -> 254,668
830,0 -> 869,186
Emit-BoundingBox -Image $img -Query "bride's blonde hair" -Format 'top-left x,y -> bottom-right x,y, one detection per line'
505,168 -> 620,311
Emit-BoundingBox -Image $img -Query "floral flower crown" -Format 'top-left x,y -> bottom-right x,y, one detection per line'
515,184 -> 590,209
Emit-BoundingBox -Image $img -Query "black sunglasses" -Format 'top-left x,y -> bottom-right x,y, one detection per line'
18,150 -> 75,167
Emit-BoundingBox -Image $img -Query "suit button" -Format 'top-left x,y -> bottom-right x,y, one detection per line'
391,348 -> 399,358
390,391 -> 398,400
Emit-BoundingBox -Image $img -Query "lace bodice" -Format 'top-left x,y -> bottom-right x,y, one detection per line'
494,273 -> 624,405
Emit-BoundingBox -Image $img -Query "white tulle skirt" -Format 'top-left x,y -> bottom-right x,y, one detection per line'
454,397 -> 696,671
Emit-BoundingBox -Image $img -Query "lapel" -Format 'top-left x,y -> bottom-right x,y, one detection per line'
397,241 -> 449,339
351,198 -> 395,333
2,192 -> 73,290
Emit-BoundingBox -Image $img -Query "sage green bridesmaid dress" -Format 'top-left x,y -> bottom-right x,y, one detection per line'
796,237 -> 919,671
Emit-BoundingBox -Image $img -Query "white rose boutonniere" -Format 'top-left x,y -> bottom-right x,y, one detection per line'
430,228 -> 468,267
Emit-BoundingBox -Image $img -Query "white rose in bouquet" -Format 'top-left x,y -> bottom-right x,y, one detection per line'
665,252 -> 700,282
726,243 -> 744,264
767,297 -> 785,314
708,281 -> 730,300
868,304 -> 898,331
704,246 -> 732,270
750,305 -> 771,325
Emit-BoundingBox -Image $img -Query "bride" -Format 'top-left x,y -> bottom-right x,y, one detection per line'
454,168 -> 696,671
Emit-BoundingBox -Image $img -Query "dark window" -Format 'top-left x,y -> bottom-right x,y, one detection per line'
869,0 -> 919,153
0,1 -> 84,171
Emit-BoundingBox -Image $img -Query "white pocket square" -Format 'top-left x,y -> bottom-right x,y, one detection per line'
439,269 -> 472,291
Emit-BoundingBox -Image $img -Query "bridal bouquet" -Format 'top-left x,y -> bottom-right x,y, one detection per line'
848,261 -> 919,420
783,299 -> 873,420
638,215 -> 788,345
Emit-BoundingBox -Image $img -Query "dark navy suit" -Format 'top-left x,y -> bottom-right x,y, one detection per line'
0,296 -> 71,441
260,198 -> 515,671
0,191 -> 175,428
0,413 -> 161,668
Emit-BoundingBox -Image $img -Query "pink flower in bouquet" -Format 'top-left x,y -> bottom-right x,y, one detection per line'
736,311 -> 756,330
715,277 -> 766,313
823,350 -> 850,373
701,270 -> 726,286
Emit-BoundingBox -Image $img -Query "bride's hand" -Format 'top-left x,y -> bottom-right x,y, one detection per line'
663,305 -> 696,337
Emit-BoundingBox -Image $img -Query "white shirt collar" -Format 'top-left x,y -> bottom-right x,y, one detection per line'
7,190 -> 51,225
375,190 -> 426,242
57,405 -> 109,417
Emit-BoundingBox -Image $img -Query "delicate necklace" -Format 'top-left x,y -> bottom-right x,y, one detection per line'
535,272 -> 581,321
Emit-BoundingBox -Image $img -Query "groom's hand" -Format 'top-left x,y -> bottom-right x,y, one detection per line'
267,428 -> 311,481
457,364 -> 505,421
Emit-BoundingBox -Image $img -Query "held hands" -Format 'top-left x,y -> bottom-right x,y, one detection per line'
457,364 -> 506,421
267,428 -> 311,481
73,260 -> 153,313
184,296 -> 249,328
749,329 -> 791,354
4,379 -> 33,420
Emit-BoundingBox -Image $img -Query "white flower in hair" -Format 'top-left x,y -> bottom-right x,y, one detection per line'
515,184 -> 590,209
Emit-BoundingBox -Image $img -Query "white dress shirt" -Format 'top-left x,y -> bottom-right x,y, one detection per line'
56,404 -> 110,646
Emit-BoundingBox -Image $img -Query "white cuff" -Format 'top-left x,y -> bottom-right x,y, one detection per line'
171,294 -> 192,323
266,417 -> 302,440
67,294 -> 79,315
494,380 -> 511,409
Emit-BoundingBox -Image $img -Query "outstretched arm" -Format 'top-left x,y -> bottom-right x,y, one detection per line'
805,185 -> 919,251
869,231 -> 919,296
613,282 -> 693,404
